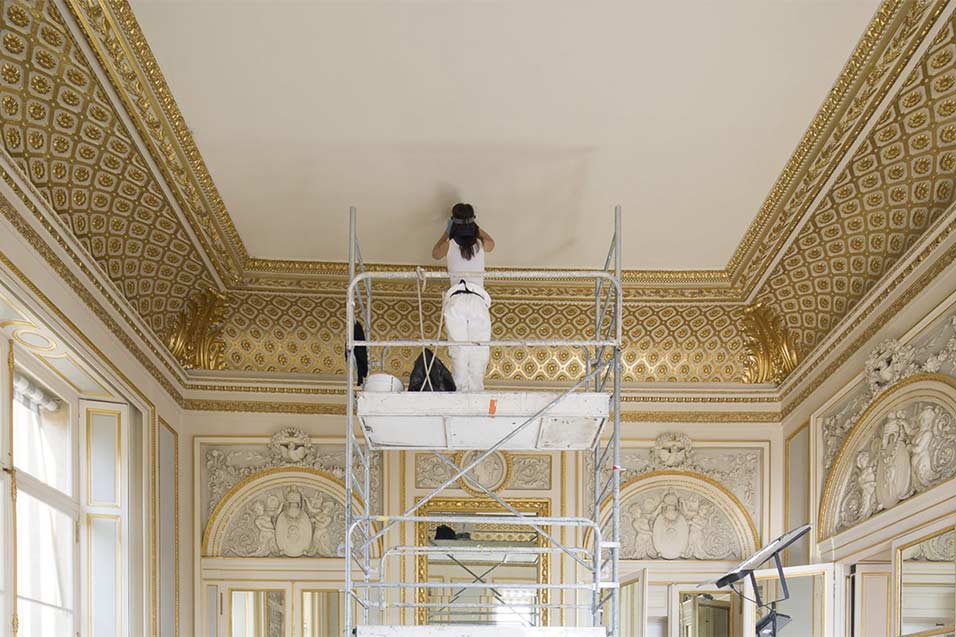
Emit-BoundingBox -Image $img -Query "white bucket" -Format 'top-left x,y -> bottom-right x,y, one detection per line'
364,373 -> 404,392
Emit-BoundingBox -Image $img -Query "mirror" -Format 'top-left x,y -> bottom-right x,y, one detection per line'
230,590 -> 285,637
679,591 -> 733,637
416,500 -> 549,626
899,527 -> 955,637
301,590 -> 340,637
619,577 -> 643,636
752,573 -> 825,637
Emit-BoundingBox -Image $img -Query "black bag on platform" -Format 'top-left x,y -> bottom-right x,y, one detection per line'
348,322 -> 369,386
408,348 -> 456,392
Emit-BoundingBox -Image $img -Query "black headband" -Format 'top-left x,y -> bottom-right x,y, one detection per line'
451,216 -> 476,225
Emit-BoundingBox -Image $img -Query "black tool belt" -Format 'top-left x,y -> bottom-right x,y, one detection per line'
450,280 -> 481,297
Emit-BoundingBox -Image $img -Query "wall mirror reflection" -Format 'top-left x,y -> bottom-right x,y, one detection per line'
230,589 -> 286,637
752,572 -> 825,637
679,591 -> 734,637
301,590 -> 340,637
899,527 -> 955,637
416,499 -> 550,627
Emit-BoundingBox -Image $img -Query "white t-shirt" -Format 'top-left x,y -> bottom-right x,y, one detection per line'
447,240 -> 485,288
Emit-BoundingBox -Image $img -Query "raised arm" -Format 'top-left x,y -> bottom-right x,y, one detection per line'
478,227 -> 495,253
431,229 -> 450,260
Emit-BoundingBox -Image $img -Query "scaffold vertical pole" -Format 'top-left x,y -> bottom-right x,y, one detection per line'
346,206 -> 357,636
610,204 -> 622,637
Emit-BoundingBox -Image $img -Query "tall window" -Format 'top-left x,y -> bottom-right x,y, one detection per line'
2,350 -> 129,637
11,371 -> 77,637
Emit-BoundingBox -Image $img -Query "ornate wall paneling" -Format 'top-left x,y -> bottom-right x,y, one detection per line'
819,375 -> 956,543
196,428 -> 382,637
585,433 -> 769,557
815,302 -> 956,560
157,418 -> 179,637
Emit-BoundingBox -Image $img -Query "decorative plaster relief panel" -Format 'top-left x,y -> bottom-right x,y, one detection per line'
822,312 -> 956,471
587,433 -> 763,524
200,427 -> 382,529
414,452 -> 552,492
830,396 -> 956,535
219,483 -> 345,558
621,486 -> 745,561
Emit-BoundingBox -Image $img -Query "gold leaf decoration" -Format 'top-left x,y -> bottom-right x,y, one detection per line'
166,288 -> 227,370
741,303 -> 799,385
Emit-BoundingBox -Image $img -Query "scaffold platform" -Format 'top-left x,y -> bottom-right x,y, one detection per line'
344,206 -> 623,637
357,391 -> 610,450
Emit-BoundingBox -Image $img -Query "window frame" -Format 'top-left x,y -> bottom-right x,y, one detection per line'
2,341 -> 132,637
8,348 -> 82,637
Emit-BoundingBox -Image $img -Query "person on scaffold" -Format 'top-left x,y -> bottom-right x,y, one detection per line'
431,203 -> 495,392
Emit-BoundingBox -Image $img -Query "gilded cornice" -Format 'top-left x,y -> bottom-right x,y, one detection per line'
0,169 -> 188,402
761,13 -> 956,360
54,0 -> 946,301
65,0 -> 247,284
1,0 -> 955,409
730,0 -> 946,292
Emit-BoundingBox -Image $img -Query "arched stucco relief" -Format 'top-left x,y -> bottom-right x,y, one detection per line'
819,376 -> 956,540
611,471 -> 758,561
203,466 -> 363,558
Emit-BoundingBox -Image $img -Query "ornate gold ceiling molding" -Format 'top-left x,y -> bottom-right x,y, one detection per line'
65,0 -> 246,284
0,0 -> 219,339
730,0 -> 948,293
165,286 -> 227,370
741,303 -> 800,384
758,12 -> 956,360
0,165 -> 188,401
1,0 -> 955,406
56,0 -> 944,301
782,214 -> 956,417
620,411 -> 780,424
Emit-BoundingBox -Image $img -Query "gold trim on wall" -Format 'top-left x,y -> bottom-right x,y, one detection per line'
86,512 -> 123,637
784,422 -> 810,566
7,339 -> 18,635
86,407 -> 122,508
413,497 -> 551,626
159,418 -> 181,637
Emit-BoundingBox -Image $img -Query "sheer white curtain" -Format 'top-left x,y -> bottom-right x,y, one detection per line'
12,373 -> 75,637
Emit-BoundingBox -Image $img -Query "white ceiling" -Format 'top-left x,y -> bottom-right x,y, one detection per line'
129,0 -> 879,270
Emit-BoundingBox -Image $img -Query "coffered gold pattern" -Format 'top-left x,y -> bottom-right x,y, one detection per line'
757,17 -> 956,357
732,0 -> 946,292
0,0 -> 954,395
0,0 -> 217,339
65,0 -> 245,283
57,0 -> 949,300
219,293 -> 749,382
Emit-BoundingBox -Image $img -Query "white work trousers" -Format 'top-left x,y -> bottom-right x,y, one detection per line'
443,291 -> 491,392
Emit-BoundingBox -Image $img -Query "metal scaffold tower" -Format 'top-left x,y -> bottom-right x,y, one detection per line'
344,206 -> 623,637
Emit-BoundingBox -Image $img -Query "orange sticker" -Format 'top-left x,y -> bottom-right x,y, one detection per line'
488,399 -> 497,415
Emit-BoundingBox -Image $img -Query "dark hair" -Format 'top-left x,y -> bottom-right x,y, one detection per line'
449,203 -> 480,259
